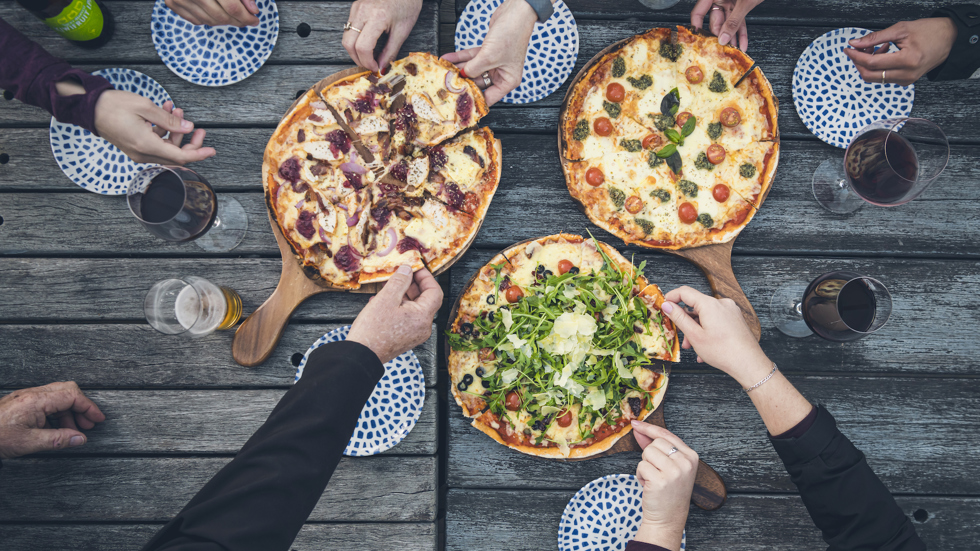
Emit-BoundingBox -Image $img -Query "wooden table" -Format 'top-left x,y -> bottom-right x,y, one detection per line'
0,0 -> 978,549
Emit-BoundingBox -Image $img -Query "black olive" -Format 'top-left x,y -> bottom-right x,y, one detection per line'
628,397 -> 643,417
476,367 -> 485,377
483,390 -> 492,396
544,270 -> 554,277
569,267 -> 580,274
619,383 -> 628,393
457,381 -> 469,391
634,325 -> 643,333
482,379 -> 490,388
532,420 -> 546,431
488,311 -> 496,322
589,299 -> 597,307
460,322 -> 474,335
536,265 -> 545,273
487,294 -> 496,305
463,374 -> 474,385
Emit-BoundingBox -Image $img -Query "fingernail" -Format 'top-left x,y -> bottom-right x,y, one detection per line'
397,264 -> 412,276
181,120 -> 193,131
381,65 -> 389,76
460,68 -> 468,78
631,420 -> 642,428
661,302 -> 674,315
69,436 -> 84,447
719,32 -> 731,45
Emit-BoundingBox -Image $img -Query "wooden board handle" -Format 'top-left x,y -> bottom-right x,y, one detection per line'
693,460 -> 727,510
232,275 -> 323,367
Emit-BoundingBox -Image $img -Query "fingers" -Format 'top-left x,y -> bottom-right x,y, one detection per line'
442,47 -> 480,68
139,101 -> 195,135
843,48 -> 907,72
659,300 -> 705,341
737,21 -> 748,51
848,24 -> 905,50
405,281 -> 421,301
709,5 -> 726,37
690,0 -> 715,30
217,0 -> 259,26
482,83 -> 510,107
718,0 -> 754,47
631,421 -> 697,459
27,428 -> 88,455
379,22 -> 414,71
633,422 -> 655,449
663,286 -> 709,312
241,0 -> 259,15
34,382 -> 106,425
166,0 -> 207,25
353,20 -> 386,71
376,264 -> 415,306
413,268 -> 443,316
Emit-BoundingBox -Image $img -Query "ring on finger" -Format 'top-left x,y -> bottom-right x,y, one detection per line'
343,21 -> 362,33
881,70 -> 886,84
666,446 -> 679,457
482,72 -> 492,88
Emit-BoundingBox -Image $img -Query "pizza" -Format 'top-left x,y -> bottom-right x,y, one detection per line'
263,52 -> 499,288
447,234 -> 680,459
561,26 -> 779,249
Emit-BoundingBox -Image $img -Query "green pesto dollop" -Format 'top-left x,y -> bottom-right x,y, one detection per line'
677,180 -> 698,198
635,218 -> 655,235
707,121 -> 723,140
740,162 -> 758,178
650,188 -> 671,203
697,213 -> 714,228
603,101 -> 621,119
620,139 -> 642,152
573,120 -> 590,141
609,187 -> 626,209
627,75 -> 653,89
694,152 -> 714,171
612,57 -> 626,78
659,42 -> 682,62
708,71 -> 729,93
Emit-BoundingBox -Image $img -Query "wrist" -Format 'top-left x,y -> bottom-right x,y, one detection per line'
726,352 -> 774,389
55,79 -> 86,97
634,520 -> 684,551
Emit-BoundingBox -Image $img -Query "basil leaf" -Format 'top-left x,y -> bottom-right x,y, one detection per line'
664,128 -> 682,144
666,151 -> 682,174
681,115 -> 696,137
660,91 -> 679,117
656,143 -> 677,158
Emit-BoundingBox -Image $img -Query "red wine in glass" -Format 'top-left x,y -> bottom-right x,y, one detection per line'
770,271 -> 892,340
845,129 -> 918,205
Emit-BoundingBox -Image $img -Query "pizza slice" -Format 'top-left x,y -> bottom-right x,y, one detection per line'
715,140 -> 778,208
670,163 -> 756,247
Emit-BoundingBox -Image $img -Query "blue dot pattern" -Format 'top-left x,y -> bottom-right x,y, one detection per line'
558,475 -> 686,551
151,0 -> 279,87
793,27 -> 914,149
294,325 -> 426,457
48,68 -> 172,195
455,0 -> 578,104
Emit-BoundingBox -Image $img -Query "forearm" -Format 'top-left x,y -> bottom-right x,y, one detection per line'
726,354 -> 813,436
141,341 -> 385,551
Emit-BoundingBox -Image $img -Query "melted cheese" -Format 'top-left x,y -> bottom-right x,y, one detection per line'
443,146 -> 483,187
403,200 -> 454,250
302,142 -> 342,162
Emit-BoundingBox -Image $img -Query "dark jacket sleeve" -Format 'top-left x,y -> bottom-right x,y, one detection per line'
928,4 -> 980,80
140,340 -> 385,551
0,17 -> 113,134
769,406 -> 925,551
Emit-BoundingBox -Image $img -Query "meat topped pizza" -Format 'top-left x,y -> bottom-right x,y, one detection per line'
448,234 -> 680,459
263,52 -> 499,288
561,26 -> 779,249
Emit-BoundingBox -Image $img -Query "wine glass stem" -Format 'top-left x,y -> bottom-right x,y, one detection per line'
795,302 -> 803,315
212,216 -> 222,229
837,179 -> 848,190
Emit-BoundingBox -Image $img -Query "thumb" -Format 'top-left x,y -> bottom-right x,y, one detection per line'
28,428 -> 87,454
718,3 -> 753,46
661,301 -> 703,341
849,26 -> 902,49
375,264 -> 415,305
460,49 -> 495,84
140,102 -> 194,134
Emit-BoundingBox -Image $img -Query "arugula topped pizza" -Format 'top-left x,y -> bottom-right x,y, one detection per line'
447,234 -> 680,459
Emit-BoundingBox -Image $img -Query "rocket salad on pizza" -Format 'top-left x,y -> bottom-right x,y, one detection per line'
447,234 -> 680,459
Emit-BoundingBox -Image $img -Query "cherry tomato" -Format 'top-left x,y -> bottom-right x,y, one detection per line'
557,409 -> 574,428
625,195 -> 644,214
593,117 -> 613,136
606,82 -> 625,103
712,184 -> 730,203
720,107 -> 741,127
505,285 -> 524,303
462,191 -> 480,214
505,391 -> 521,411
478,347 -> 496,362
585,167 -> 605,187
678,202 -> 698,224
675,112 -> 693,128
706,144 -> 726,164
734,206 -> 750,224
642,134 -> 663,150
557,259 -> 574,274
685,66 -> 704,84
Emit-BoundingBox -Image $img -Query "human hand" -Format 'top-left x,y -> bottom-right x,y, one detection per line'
0,382 -> 106,460
630,422 -> 697,551
165,0 -> 259,27
844,18 -> 958,86
347,264 -> 443,363
343,0 -> 423,72
690,0 -> 765,52
441,0 -> 538,106
94,91 -> 216,166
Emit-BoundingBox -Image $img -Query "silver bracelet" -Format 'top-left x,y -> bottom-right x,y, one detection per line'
743,362 -> 778,393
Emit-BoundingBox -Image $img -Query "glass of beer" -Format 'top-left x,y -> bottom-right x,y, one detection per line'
144,277 -> 243,337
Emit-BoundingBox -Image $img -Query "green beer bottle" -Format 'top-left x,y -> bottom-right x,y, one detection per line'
15,0 -> 116,49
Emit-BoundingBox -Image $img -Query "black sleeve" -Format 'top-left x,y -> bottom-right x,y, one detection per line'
768,406 -> 925,551
927,4 -> 980,80
141,340 -> 385,551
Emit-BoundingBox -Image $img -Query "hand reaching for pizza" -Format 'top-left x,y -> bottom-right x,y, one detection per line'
630,422 -> 698,550
441,0 -> 539,106
347,265 -> 443,364
690,0 -> 764,51
0,382 -> 106,460
164,0 -> 260,27
843,18 -> 958,86
343,0 -> 423,72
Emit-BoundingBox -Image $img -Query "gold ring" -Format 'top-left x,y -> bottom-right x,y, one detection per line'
343,22 -> 362,33
881,70 -> 886,84
482,72 -> 492,87
710,5 -> 723,10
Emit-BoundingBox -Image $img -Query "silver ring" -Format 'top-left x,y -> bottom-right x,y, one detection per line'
666,446 -> 679,457
343,22 -> 361,33
710,3 -> 724,10
482,71 -> 492,87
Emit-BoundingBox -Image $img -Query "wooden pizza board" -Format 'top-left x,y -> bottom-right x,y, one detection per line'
557,26 -> 781,341
445,236 -> 727,510
232,67 -> 489,367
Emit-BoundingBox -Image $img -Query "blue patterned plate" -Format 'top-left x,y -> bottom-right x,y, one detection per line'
151,0 -> 279,87
49,68 -> 172,195
294,325 -> 425,457
559,474 -> 686,551
793,27 -> 915,149
455,0 -> 578,104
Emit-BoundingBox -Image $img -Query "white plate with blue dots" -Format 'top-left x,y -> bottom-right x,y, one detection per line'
294,325 -> 426,457
793,27 -> 914,149
455,0 -> 578,104
49,68 -> 171,195
559,474 -> 686,551
151,0 -> 279,87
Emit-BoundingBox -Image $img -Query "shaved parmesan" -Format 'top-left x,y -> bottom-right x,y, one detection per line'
501,308 -> 513,330
541,405 -> 563,416
500,368 -> 519,385
583,387 -> 607,411
614,352 -> 634,380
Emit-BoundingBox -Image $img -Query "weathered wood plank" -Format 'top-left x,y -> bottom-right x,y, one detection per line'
0,456 -> 437,521
445,490 -> 974,550
3,138 -> 979,257
451,250 -> 980,375
0,1 -> 439,64
0,322 -> 438,387
0,389 -> 438,455
0,523 -> 438,551
446,374 -> 980,494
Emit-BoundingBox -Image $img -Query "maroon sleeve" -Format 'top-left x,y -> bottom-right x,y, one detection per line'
625,541 -> 671,551
0,17 -> 113,135
771,404 -> 818,440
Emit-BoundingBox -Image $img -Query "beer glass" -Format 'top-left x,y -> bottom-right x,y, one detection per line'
144,276 -> 242,337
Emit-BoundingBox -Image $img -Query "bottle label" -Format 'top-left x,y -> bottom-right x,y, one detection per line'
44,0 -> 104,41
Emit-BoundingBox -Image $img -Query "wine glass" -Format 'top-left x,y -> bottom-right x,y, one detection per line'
637,0 -> 681,9
127,166 -> 248,252
770,271 -> 892,341
144,277 -> 243,337
812,117 -> 949,214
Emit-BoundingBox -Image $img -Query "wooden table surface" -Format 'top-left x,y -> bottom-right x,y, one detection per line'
1,0 -> 978,549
